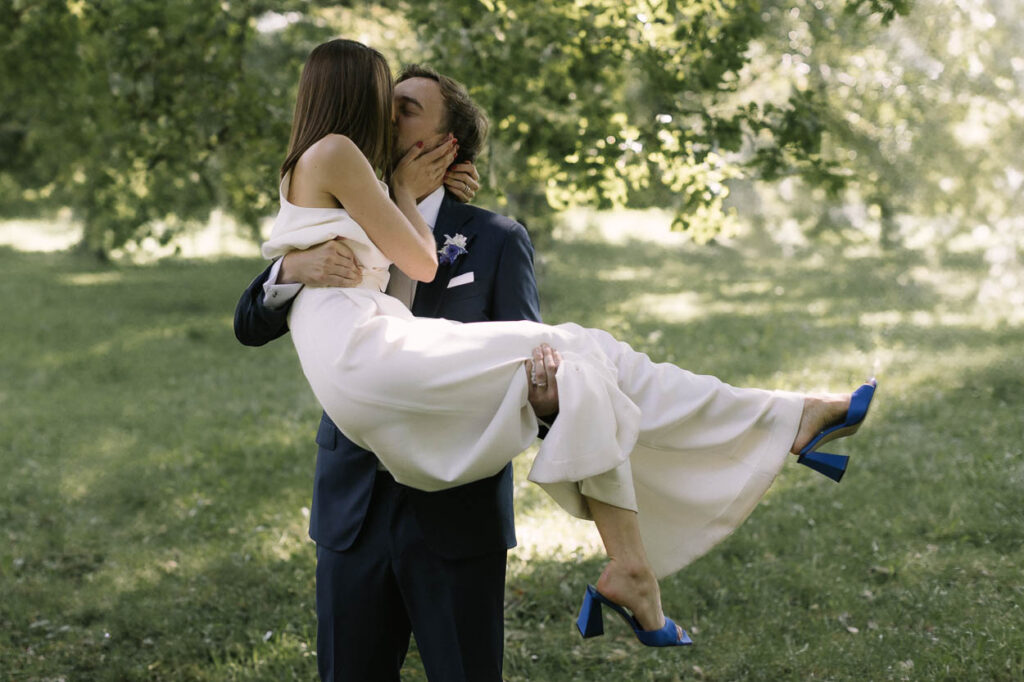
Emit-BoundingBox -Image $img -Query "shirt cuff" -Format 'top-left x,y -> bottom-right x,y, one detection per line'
263,258 -> 303,310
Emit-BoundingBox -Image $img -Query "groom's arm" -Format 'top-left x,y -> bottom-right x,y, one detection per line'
490,221 -> 541,324
233,262 -> 294,346
234,240 -> 363,347
488,220 -> 560,424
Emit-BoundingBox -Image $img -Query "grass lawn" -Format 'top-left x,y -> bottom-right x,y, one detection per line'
1,230 -> 1022,681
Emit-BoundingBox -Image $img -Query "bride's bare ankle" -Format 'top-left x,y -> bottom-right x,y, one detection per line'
597,558 -> 659,605
601,555 -> 654,582
595,559 -> 665,631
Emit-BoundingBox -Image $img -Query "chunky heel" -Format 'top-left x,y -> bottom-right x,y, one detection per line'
798,378 -> 877,483
796,450 -> 850,482
576,584 -> 605,638
575,584 -> 692,647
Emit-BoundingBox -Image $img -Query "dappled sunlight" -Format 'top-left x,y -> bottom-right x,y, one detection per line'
904,264 -> 980,302
718,279 -> 775,297
110,211 -> 264,263
49,430 -> 318,610
60,271 -> 125,287
511,445 -> 605,563
859,308 -> 1001,329
0,213 -> 261,262
5,225 -> 1024,679
595,265 -> 661,282
0,216 -> 82,252
34,325 -> 180,370
555,207 -> 683,246
617,289 -> 852,324
56,427 -> 140,502
512,505 -> 604,565
618,291 -> 707,323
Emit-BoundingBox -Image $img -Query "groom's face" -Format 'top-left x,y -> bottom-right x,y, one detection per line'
393,77 -> 448,160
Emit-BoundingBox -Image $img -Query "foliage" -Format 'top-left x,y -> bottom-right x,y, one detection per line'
0,0 -> 333,255
1,0 -> 910,255
397,0 -> 911,241
745,0 -> 1024,248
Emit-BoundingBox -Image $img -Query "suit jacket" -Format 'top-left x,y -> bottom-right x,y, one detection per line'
234,192 -> 542,559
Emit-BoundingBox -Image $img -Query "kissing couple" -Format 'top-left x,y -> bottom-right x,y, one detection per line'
236,39 -> 877,682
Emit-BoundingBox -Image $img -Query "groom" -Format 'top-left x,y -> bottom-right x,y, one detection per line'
234,65 -> 559,681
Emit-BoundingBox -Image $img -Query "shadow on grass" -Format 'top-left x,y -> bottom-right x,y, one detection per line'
3,240 -> 1023,681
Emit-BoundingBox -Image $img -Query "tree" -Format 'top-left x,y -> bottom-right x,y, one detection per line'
1,0 -> 909,255
1,0 -> 332,255
395,0 -> 914,241
742,0 -> 1023,248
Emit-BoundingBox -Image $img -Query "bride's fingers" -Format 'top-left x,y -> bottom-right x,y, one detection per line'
531,347 -> 547,386
418,135 -> 457,165
433,144 -> 459,179
540,344 -> 559,389
525,359 -> 545,396
405,138 -> 457,187
394,142 -> 424,170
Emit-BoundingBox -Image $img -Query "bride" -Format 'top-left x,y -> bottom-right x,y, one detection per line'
261,38 -> 877,647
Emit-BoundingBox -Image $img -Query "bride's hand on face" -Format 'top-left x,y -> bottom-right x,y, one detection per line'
391,134 -> 458,200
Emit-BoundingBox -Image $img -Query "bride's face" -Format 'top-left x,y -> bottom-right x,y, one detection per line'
393,77 -> 448,161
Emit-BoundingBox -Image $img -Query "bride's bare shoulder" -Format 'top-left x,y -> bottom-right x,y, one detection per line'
304,134 -> 369,167
294,135 -> 381,205
294,134 -> 375,193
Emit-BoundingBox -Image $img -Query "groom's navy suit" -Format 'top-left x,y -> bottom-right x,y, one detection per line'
234,191 -> 541,681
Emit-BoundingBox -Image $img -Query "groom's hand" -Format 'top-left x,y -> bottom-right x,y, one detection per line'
279,238 -> 363,288
526,343 -> 561,420
444,161 -> 480,203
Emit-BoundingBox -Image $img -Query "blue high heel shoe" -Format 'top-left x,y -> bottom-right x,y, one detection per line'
797,378 -> 878,483
576,584 -> 693,647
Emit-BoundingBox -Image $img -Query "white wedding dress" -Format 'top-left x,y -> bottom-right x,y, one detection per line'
263,174 -> 803,578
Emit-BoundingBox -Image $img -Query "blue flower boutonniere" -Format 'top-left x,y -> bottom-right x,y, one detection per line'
438,233 -> 469,266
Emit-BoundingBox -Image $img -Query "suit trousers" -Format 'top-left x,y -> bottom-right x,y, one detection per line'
316,471 -> 507,682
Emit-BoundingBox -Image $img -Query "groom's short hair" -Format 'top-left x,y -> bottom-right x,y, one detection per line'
397,64 -> 488,164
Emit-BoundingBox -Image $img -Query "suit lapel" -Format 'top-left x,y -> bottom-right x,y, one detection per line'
413,193 -> 475,318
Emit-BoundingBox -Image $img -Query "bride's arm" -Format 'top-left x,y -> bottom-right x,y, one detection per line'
313,134 -> 446,282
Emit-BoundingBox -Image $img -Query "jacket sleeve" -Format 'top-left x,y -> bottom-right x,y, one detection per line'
490,222 -> 542,324
490,222 -> 554,436
233,264 -> 291,347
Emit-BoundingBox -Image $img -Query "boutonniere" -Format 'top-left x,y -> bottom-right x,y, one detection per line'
438,233 -> 469,266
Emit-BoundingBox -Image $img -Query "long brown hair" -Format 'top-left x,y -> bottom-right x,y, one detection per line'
280,39 -> 394,179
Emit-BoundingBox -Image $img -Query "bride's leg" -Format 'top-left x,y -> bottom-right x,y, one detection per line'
578,326 -> 854,456
579,326 -> 805,452
585,496 -> 683,638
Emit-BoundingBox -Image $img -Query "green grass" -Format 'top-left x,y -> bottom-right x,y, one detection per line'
1,234 -> 1021,681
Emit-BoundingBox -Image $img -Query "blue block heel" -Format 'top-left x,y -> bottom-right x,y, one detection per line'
576,584 -> 693,647
797,378 -> 878,483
